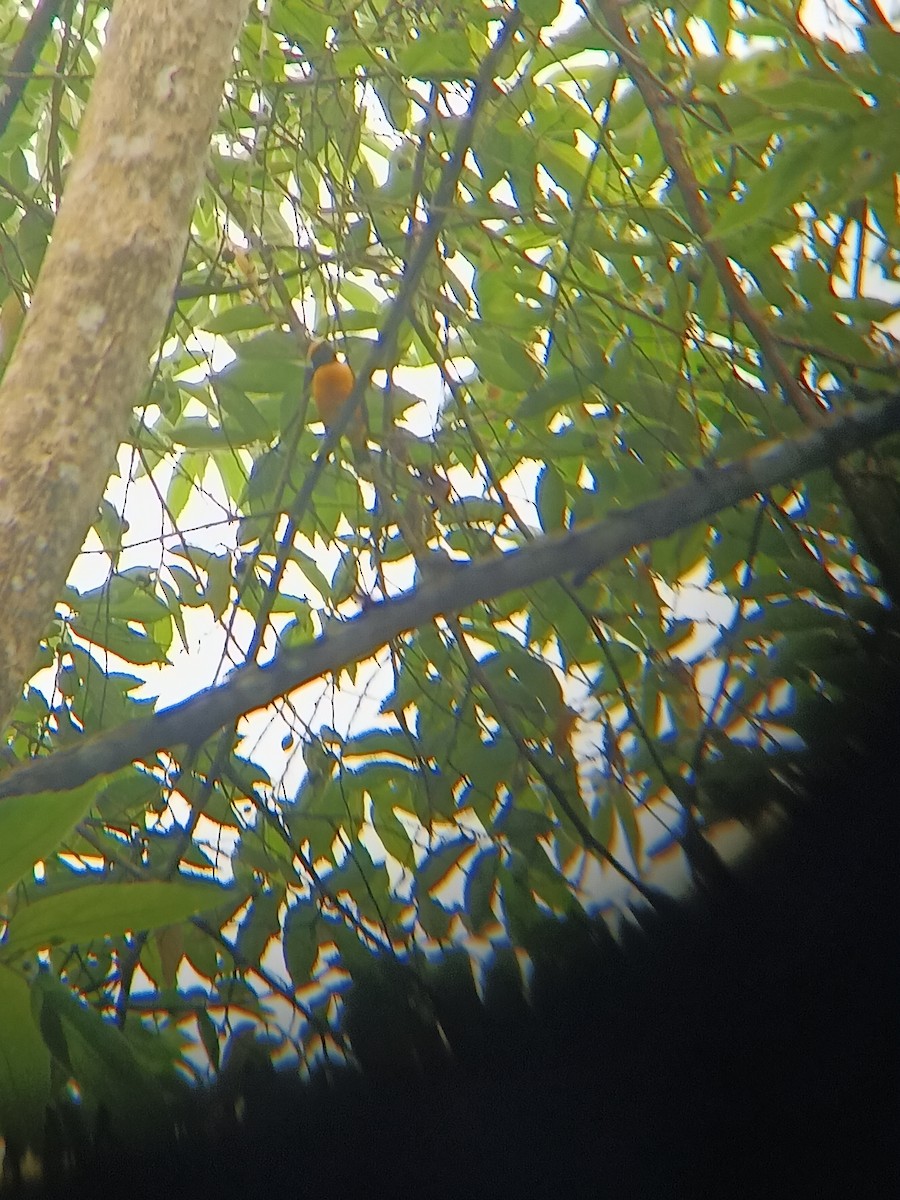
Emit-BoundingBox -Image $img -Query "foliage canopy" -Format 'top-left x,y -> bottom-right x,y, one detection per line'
0,0 -> 897,1143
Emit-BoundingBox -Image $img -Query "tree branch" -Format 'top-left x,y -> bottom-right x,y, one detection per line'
1,390 -> 898,802
0,0 -> 61,141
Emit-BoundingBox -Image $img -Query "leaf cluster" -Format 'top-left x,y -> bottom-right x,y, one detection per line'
0,0 -> 897,1143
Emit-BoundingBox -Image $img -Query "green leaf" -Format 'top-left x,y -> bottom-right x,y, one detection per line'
590,795 -> 614,852
69,616 -> 169,665
499,864 -> 541,942
204,303 -> 271,334
415,837 -> 473,897
529,858 -> 577,914
396,31 -> 475,81
343,728 -> 416,762
166,462 -> 195,519
215,383 -> 277,442
470,329 -> 540,391
497,804 -> 556,851
519,0 -> 560,26
168,417 -> 231,449
183,924 -> 221,982
517,365 -> 595,417
329,920 -> 377,974
33,973 -> 167,1137
18,209 -> 49,277
214,354 -> 299,396
234,329 -> 301,362
330,553 -> 358,605
712,138 -> 821,240
196,1008 -> 221,1071
290,547 -> 333,601
371,807 -> 415,867
103,574 -> 171,624
3,881 -> 230,958
463,848 -> 499,935
416,891 -> 454,940
283,901 -> 320,987
235,888 -> 283,966
755,77 -> 866,119
0,965 -> 51,1150
330,845 -> 392,921
612,785 -> 642,866
536,463 -> 567,531
0,781 -> 99,893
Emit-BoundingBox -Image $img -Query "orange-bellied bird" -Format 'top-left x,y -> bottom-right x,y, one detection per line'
307,338 -> 367,456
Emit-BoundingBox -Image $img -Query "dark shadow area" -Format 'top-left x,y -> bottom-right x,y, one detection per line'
8,670 -> 900,1199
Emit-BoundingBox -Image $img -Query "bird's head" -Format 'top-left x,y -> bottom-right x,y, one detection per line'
308,338 -> 338,371
305,337 -> 337,391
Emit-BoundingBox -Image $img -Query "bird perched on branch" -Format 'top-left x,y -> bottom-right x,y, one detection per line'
306,338 -> 367,456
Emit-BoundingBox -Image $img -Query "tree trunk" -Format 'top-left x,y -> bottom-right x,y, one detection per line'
0,0 -> 248,725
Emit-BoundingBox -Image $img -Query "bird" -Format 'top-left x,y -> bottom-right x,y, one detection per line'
306,338 -> 367,455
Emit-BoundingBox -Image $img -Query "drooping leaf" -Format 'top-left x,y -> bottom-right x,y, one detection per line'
0,965 -> 51,1150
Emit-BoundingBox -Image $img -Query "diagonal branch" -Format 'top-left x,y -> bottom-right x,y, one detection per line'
1,389 -> 898,803
0,0 -> 62,141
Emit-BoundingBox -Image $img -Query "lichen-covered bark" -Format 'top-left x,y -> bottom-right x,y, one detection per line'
0,0 -> 249,726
